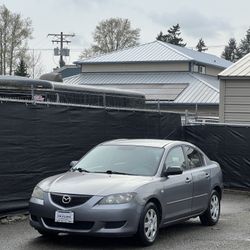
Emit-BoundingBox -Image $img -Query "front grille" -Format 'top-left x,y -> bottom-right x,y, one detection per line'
50,193 -> 92,208
43,218 -> 94,230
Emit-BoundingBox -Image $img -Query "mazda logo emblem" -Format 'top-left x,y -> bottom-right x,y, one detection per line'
62,195 -> 71,204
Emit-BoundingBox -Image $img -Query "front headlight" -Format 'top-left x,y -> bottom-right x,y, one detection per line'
99,193 -> 136,205
31,186 -> 44,200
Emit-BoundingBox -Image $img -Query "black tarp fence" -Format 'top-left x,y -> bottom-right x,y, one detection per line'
2,101 -> 250,215
0,102 -> 181,214
183,124 -> 250,190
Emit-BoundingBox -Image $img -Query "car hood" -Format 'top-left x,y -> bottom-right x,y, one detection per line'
39,172 -> 154,196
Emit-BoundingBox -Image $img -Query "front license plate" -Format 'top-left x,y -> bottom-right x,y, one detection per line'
55,211 -> 74,223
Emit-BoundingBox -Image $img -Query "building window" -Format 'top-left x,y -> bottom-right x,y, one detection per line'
193,64 -> 206,74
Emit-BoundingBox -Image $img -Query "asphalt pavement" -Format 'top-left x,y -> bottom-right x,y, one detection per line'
0,192 -> 250,250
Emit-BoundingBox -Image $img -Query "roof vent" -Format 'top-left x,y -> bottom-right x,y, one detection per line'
39,72 -> 63,82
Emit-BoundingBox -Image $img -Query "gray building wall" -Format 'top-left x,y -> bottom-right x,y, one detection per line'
220,79 -> 250,124
81,63 -> 223,77
206,66 -> 223,76
81,62 -> 189,73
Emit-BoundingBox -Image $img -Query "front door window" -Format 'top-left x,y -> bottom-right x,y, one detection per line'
165,146 -> 187,170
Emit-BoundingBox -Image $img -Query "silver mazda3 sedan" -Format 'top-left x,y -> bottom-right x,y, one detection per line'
29,139 -> 223,246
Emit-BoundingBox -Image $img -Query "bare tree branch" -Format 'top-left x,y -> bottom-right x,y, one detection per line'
80,17 -> 140,58
0,5 -> 32,75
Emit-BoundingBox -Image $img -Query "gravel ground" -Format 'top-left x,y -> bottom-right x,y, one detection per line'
0,192 -> 250,250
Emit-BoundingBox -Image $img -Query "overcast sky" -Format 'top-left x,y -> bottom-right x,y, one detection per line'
2,0 -> 250,74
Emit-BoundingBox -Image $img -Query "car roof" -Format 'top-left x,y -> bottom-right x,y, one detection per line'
101,139 -> 185,148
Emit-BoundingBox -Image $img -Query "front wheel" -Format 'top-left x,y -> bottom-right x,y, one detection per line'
136,202 -> 159,246
200,190 -> 220,226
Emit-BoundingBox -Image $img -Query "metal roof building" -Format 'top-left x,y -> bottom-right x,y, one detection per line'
53,65 -> 81,78
75,41 -> 231,69
219,53 -> 250,123
65,72 -> 219,104
219,53 -> 250,79
65,41 -> 231,115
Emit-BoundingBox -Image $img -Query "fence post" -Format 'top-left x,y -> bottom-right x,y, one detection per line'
103,93 -> 106,108
31,84 -> 34,102
185,109 -> 188,125
157,100 -> 160,112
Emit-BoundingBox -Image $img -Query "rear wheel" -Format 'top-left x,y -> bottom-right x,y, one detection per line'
200,190 -> 220,226
137,202 -> 159,246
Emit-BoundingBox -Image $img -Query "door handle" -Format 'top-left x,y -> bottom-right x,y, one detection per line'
205,173 -> 210,178
185,177 -> 192,183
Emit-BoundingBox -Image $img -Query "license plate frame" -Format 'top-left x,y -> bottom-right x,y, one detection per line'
55,211 -> 74,224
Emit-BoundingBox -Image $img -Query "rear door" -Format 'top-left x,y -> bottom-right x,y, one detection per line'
183,146 -> 211,214
162,146 -> 193,222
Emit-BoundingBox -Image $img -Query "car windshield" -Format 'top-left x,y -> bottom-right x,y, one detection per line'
73,145 -> 164,176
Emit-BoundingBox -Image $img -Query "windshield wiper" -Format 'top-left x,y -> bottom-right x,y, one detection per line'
71,168 -> 89,173
93,170 -> 134,175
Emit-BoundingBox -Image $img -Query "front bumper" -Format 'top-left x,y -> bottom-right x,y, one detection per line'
29,192 -> 143,237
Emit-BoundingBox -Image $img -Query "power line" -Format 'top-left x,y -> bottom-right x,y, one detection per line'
20,43 -> 228,52
15,48 -> 83,51
188,44 -> 226,50
207,45 -> 227,48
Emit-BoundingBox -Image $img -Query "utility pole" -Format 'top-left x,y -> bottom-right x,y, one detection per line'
48,32 -> 75,68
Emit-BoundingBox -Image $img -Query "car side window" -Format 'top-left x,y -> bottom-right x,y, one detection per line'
165,146 -> 187,170
184,146 -> 204,168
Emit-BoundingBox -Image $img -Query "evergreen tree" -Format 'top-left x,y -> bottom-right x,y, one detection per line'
196,38 -> 207,52
156,24 -> 186,47
221,38 -> 239,62
238,28 -> 250,59
14,59 -> 29,77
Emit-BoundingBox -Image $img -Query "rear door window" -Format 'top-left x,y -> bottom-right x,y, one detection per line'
184,146 -> 204,168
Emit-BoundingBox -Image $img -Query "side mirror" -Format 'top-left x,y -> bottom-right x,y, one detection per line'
163,166 -> 183,177
70,161 -> 78,168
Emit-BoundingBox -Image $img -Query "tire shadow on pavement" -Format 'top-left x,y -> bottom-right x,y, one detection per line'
28,234 -> 142,249
26,219 -> 204,249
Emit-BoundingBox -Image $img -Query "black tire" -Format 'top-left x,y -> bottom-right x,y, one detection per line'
37,229 -> 58,238
200,190 -> 221,226
136,202 -> 159,246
